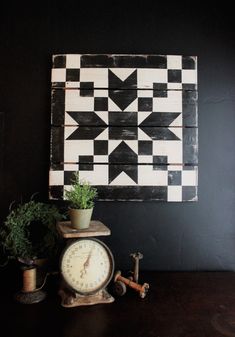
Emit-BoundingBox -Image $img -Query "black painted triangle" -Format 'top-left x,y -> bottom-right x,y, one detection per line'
109,89 -> 137,111
108,69 -> 137,89
109,141 -> 137,163
67,111 -> 107,126
109,165 -> 138,184
139,127 -> 180,140
109,70 -> 137,111
66,126 -> 107,140
139,112 -> 181,127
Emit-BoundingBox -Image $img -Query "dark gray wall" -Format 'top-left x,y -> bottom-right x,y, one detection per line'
1,2 -> 235,270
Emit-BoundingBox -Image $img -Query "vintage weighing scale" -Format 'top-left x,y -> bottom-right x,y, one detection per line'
57,220 -> 115,307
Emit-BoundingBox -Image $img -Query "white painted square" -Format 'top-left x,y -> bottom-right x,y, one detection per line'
138,90 -> 153,98
153,90 -> 182,112
93,155 -> 109,163
167,83 -> 182,90
138,69 -> 167,88
167,55 -> 182,69
168,165 -> 183,171
79,165 -> 109,185
51,69 -> 66,82
138,156 -> 153,163
80,69 -> 108,88
167,186 -> 182,201
49,170 -> 64,185
66,82 -> 80,88
153,140 -> 182,164
66,55 -> 81,68
182,169 -> 198,186
64,139 -> 94,161
182,70 -> 197,84
64,163 -> 79,170
138,166 -> 168,185
94,89 -> 109,97
65,90 -> 94,111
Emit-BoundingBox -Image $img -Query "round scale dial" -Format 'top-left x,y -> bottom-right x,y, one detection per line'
61,238 -> 114,295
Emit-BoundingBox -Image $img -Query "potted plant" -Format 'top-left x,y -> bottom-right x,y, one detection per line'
65,172 -> 97,229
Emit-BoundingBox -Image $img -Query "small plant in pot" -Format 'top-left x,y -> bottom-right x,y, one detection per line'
65,172 -> 97,229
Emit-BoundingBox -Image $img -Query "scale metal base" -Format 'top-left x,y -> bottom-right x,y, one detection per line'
59,287 -> 114,307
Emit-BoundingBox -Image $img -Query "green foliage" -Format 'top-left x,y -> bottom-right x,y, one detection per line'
0,200 -> 63,261
65,172 -> 97,209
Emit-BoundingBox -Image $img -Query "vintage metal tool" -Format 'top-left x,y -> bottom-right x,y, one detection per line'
130,252 -> 143,283
114,270 -> 149,298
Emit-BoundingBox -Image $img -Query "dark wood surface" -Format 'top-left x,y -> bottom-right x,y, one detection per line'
1,271 -> 235,337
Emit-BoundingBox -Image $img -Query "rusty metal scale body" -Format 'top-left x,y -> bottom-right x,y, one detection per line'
57,220 -> 115,307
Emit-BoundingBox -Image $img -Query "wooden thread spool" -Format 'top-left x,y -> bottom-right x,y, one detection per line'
22,266 -> 37,292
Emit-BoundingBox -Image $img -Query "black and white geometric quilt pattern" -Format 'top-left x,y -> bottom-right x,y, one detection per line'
49,54 -> 198,201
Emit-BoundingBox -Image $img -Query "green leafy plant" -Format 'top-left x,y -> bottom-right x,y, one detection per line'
0,200 -> 63,263
65,172 -> 97,209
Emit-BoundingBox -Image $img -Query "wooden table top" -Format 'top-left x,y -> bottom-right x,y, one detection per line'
2,271 -> 235,337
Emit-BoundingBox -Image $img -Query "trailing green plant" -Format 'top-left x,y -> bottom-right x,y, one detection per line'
65,172 -> 97,209
0,200 -> 63,262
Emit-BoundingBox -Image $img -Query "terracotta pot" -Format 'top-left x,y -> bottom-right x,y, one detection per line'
69,208 -> 93,229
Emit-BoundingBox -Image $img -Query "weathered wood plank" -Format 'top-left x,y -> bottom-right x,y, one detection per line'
49,182 -> 198,202
51,88 -> 197,127
50,126 -> 197,165
51,54 -> 197,89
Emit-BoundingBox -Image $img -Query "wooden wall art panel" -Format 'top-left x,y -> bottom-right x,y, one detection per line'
49,54 -> 198,201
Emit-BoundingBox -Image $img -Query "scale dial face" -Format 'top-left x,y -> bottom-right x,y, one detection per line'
61,238 -> 114,295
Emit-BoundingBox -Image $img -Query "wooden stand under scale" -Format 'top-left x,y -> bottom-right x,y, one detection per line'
57,220 -> 115,307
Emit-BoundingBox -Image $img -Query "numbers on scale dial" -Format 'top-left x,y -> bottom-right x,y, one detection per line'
61,239 -> 111,293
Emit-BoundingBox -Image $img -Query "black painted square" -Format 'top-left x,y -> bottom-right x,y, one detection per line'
64,171 -> 77,185
80,82 -> 94,97
109,127 -> 138,140
78,157 -> 94,170
153,155 -> 168,170
109,112 -> 137,126
182,186 -> 197,201
168,171 -> 182,185
138,98 -> 153,111
94,140 -> 108,155
53,55 -> 66,68
138,141 -> 153,155
182,56 -> 196,69
153,83 -> 168,97
79,163 -> 94,171
168,69 -> 182,83
66,69 -> 80,81
153,155 -> 167,164
94,97 -> 108,111
79,155 -> 93,163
